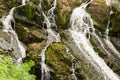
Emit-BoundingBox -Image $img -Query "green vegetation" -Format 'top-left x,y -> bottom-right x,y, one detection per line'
0,54 -> 36,80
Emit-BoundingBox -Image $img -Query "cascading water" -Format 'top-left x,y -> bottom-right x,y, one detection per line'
65,46 -> 77,80
68,0 -> 120,80
0,0 -> 28,65
38,0 -> 60,80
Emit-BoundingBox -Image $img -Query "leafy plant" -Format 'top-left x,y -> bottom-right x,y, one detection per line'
0,55 -> 36,80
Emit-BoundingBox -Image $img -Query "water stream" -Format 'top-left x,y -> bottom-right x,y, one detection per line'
38,0 -> 60,80
0,0 -> 28,65
68,0 -> 120,80
65,46 -> 78,80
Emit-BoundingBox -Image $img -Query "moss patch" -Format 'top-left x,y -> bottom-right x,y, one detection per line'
45,42 -> 71,80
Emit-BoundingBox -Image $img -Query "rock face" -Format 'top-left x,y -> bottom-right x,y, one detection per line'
56,0 -> 82,28
0,0 -> 120,80
88,0 -> 109,32
0,0 -> 21,17
0,31 -> 24,60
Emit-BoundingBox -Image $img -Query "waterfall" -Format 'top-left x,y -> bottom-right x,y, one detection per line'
38,0 -> 60,80
0,0 -> 28,65
68,0 -> 120,80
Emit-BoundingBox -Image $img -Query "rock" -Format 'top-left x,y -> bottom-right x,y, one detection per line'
26,41 -> 46,62
15,2 -> 43,27
110,12 -> 120,37
30,0 -> 40,5
41,0 -> 53,10
15,23 -> 30,44
56,0 -> 82,28
87,0 -> 109,32
45,42 -> 71,80
29,27 -> 46,43
45,42 -> 86,80
60,29 -> 120,79
0,31 -> 25,60
0,0 -> 21,17
15,23 -> 46,44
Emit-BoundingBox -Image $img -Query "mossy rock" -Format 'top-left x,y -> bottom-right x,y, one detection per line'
87,0 -> 109,32
107,60 -> 120,76
41,0 -> 53,11
16,23 -> 30,44
26,41 -> 46,62
56,0 -> 82,28
45,42 -> 71,80
0,0 -> 20,17
30,0 -> 40,5
110,12 -> 120,37
15,2 -> 43,27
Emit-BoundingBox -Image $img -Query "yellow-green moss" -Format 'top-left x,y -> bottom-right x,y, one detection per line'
45,42 -> 71,80
16,23 -> 30,43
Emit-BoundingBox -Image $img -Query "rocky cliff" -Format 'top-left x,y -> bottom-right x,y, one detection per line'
0,0 -> 120,80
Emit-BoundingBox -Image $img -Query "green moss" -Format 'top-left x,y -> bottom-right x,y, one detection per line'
107,61 -> 120,76
30,0 -> 40,5
110,13 -> 120,37
89,37 -> 106,58
26,51 -> 38,62
56,12 -> 70,29
45,42 -> 71,80
111,14 -> 120,31
16,23 -> 30,44
41,0 -> 53,10
25,2 -> 36,19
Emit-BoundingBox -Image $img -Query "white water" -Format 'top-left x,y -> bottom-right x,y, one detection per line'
105,0 -> 111,6
0,0 -> 28,65
38,0 -> 60,80
65,46 -> 77,80
69,1 -> 120,80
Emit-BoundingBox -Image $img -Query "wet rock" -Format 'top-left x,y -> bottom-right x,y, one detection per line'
41,0 -> 53,10
110,12 -> 120,37
26,41 -> 46,62
56,0 -> 82,28
87,0 -> 109,32
14,2 -> 43,27
15,23 -> 46,44
0,0 -> 21,17
45,42 -> 71,80
30,0 -> 40,5
29,27 -> 46,43
15,23 -> 30,44
0,31 -> 25,60
110,37 -> 120,52
60,30 -> 117,80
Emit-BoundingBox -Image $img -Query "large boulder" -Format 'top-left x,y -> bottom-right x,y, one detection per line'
88,0 -> 109,33
45,42 -> 85,80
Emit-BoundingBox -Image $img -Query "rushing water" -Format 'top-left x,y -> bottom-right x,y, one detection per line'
65,46 -> 78,80
0,0 -> 120,79
38,0 -> 60,80
0,0 -> 28,65
68,0 -> 120,80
